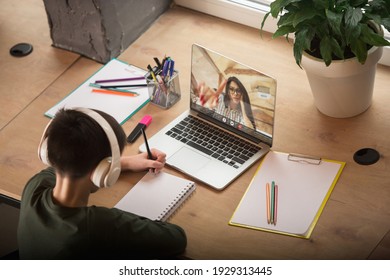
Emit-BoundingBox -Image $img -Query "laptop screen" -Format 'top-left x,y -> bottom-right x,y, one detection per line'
190,44 -> 277,146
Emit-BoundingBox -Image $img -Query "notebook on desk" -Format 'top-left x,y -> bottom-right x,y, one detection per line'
115,171 -> 195,221
140,44 -> 277,190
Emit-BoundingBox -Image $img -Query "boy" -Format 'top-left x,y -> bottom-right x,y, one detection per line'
17,108 -> 187,259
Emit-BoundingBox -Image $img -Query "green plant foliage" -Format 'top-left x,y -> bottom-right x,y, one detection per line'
261,0 -> 390,67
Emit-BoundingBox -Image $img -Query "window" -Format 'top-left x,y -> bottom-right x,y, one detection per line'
175,0 -> 390,66
174,0 -> 274,32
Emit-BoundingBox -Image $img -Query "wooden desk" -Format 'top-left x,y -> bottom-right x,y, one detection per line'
0,0 -> 79,130
1,6 -> 389,259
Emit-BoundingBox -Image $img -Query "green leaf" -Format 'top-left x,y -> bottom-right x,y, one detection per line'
313,0 -> 329,9
298,27 -> 314,50
365,13 -> 383,24
294,27 -> 314,67
320,36 -> 333,66
368,0 -> 390,13
277,12 -> 296,27
269,0 -> 283,18
293,6 -> 322,27
260,12 -> 270,33
261,0 -> 390,67
350,38 -> 368,64
326,9 -> 343,37
345,24 -> 361,45
360,24 -> 390,46
334,0 -> 350,12
270,0 -> 289,17
293,44 -> 303,68
350,0 -> 368,7
330,37 -> 345,59
273,25 -> 295,38
270,0 -> 304,18
344,6 -> 363,28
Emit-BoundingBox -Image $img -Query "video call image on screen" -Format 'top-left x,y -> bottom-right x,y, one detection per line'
190,45 -> 277,144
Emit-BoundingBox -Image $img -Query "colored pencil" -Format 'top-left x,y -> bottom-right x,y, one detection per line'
274,184 -> 278,225
99,83 -> 147,88
270,181 -> 275,225
266,183 -> 270,224
94,76 -> 145,83
91,88 -> 138,97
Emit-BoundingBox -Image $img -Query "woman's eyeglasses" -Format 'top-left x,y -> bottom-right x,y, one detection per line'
229,87 -> 242,96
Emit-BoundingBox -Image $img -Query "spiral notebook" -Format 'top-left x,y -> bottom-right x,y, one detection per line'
115,171 -> 196,221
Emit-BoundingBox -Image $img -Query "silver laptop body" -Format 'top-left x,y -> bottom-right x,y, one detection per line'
140,44 -> 277,190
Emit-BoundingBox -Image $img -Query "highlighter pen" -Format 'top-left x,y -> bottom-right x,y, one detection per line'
127,115 -> 153,143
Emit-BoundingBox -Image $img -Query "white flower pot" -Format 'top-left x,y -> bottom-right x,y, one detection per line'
301,46 -> 383,118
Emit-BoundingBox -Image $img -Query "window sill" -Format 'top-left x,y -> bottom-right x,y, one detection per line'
175,0 -> 390,67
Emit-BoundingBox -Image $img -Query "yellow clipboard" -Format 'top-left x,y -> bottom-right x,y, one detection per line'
229,150 -> 345,239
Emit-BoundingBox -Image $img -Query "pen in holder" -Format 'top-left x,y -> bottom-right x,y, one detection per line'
146,70 -> 181,109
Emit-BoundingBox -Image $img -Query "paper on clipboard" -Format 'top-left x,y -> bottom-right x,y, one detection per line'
45,59 -> 150,124
229,150 -> 345,239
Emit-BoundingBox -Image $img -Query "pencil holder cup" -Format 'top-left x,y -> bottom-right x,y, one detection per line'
146,71 -> 181,109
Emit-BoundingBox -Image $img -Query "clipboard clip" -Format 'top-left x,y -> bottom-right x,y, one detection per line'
288,153 -> 322,165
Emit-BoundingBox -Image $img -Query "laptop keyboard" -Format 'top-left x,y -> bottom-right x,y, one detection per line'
165,115 -> 261,169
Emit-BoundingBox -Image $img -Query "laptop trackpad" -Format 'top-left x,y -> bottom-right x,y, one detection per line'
168,147 -> 210,174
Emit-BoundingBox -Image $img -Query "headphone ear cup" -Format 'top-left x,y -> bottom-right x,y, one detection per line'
39,138 -> 51,166
105,164 -> 121,188
91,157 -> 111,188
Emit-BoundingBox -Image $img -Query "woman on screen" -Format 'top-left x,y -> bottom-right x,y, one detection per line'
196,76 -> 257,130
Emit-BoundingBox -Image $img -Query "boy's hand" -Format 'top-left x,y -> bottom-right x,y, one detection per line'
120,149 -> 166,173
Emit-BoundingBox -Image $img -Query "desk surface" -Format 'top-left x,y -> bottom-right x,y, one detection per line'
0,0 -> 79,130
1,3 -> 389,259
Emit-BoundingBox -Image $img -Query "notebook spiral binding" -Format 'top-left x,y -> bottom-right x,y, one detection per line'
158,183 -> 196,221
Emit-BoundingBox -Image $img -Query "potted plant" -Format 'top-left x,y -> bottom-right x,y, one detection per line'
261,0 -> 390,118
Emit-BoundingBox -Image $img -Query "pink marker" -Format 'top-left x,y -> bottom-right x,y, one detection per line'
126,115 -> 153,143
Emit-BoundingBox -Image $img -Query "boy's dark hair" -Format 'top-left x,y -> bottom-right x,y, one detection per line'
46,108 -> 126,179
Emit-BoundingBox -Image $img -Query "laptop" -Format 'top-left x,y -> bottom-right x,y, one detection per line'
140,44 -> 277,190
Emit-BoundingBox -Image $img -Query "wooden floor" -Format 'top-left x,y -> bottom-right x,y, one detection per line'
1,0 -> 390,259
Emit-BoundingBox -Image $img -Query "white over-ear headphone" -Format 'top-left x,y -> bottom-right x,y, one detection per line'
38,107 -> 121,188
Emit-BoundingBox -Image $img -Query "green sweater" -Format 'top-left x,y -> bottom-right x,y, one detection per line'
17,168 -> 187,259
